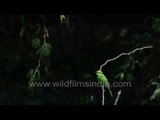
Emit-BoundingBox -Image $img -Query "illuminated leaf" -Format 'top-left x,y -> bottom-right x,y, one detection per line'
60,15 -> 66,23
60,15 -> 69,27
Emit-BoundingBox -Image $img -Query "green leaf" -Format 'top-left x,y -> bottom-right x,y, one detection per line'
152,18 -> 160,32
33,69 -> 40,80
35,69 -> 40,79
120,73 -> 124,81
96,70 -> 113,97
115,72 -> 124,81
37,43 -> 52,57
27,69 -> 41,91
27,69 -> 34,79
127,73 -> 134,81
27,69 -> 41,82
32,38 -> 41,49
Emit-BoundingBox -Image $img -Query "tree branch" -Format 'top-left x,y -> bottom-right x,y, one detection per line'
114,90 -> 122,105
99,45 -> 153,105
100,46 -> 153,71
102,85 -> 105,105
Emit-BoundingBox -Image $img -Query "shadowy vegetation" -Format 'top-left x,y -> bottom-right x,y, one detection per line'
0,15 -> 160,105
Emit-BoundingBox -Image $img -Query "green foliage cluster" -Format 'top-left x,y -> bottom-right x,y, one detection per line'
27,18 -> 52,90
36,43 -> 52,57
152,18 -> 160,32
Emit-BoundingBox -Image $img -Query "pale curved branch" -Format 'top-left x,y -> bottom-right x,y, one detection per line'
100,46 -> 153,71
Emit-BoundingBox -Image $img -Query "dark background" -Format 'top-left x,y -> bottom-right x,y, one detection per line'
0,15 -> 160,105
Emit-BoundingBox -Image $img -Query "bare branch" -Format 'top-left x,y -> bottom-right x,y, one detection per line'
100,46 -> 153,71
102,85 -> 105,105
114,90 -> 122,105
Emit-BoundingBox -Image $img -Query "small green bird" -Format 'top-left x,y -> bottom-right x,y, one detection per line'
96,70 -> 113,97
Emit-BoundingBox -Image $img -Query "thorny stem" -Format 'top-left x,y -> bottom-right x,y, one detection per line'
114,90 -> 122,105
102,85 -> 105,105
99,46 -> 153,71
100,45 -> 153,105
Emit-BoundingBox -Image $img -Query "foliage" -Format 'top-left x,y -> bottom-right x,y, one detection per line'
32,38 -> 41,49
60,15 -> 69,26
152,18 -> 160,32
0,15 -> 160,105
27,68 -> 40,82
27,68 -> 41,91
37,43 -> 52,57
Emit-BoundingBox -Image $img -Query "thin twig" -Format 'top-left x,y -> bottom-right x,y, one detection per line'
43,15 -> 49,43
36,58 -> 41,69
114,90 -> 122,105
100,46 -> 153,71
102,85 -> 105,105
